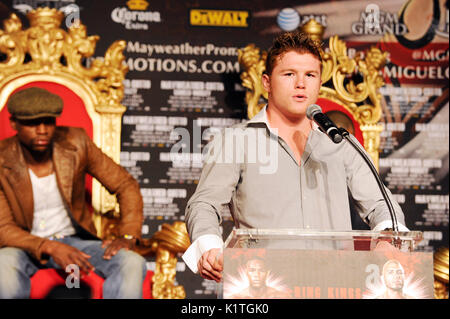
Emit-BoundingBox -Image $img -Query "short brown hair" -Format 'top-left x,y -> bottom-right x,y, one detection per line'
265,30 -> 323,75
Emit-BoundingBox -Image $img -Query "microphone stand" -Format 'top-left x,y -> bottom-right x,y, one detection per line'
338,128 -> 402,247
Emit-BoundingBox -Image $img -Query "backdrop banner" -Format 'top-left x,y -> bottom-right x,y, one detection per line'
1,0 -> 447,298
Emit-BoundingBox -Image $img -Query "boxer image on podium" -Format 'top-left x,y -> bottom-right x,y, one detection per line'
228,257 -> 291,299
376,259 -> 414,299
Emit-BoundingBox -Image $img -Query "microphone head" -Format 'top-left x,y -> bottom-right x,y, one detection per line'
306,104 -> 322,120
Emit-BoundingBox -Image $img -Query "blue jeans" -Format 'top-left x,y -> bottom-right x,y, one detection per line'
0,236 -> 147,299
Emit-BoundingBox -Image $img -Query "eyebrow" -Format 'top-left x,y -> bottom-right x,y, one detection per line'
277,67 -> 320,73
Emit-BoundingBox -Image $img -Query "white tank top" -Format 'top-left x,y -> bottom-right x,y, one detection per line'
29,169 -> 76,238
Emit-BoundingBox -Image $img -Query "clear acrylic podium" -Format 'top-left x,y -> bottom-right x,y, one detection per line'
222,229 -> 434,299
224,228 -> 423,251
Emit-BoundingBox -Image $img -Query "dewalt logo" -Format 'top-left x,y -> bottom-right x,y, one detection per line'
189,9 -> 249,28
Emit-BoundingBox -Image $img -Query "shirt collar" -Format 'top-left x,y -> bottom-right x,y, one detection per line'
245,105 -> 323,166
246,104 -> 320,133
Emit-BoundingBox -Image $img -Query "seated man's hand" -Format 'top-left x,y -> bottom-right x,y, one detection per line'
198,248 -> 223,283
41,240 -> 94,274
102,238 -> 136,260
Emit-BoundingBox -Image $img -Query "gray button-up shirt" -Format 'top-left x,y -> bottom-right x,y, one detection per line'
185,107 -> 405,243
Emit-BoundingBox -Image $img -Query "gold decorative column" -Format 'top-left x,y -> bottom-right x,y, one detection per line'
434,247 -> 449,299
238,44 -> 268,119
149,222 -> 191,299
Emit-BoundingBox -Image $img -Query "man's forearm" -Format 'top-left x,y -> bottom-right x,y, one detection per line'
185,202 -> 223,243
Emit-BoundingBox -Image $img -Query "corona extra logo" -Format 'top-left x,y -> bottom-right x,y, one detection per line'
111,0 -> 160,30
126,0 -> 149,11
190,9 -> 249,28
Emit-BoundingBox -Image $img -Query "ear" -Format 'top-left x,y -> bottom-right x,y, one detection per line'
9,118 -> 17,131
262,73 -> 271,93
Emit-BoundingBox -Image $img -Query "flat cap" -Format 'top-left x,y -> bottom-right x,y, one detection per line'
7,87 -> 63,120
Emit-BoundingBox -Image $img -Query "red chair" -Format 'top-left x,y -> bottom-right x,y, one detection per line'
316,97 -> 364,146
1,81 -> 155,300
30,268 -> 153,299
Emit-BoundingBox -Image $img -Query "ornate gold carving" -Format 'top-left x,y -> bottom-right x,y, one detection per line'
238,19 -> 387,168
300,18 -> 325,43
360,124 -> 384,169
0,9 -> 127,109
238,44 -> 268,119
326,36 -> 387,124
323,35 -> 387,168
434,247 -> 449,299
147,222 -> 191,299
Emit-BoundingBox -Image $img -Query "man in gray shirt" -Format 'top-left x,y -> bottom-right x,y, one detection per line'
182,31 -> 408,282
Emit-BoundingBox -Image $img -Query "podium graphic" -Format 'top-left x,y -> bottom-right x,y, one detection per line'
222,229 -> 434,299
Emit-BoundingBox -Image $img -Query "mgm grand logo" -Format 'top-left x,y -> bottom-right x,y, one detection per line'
351,4 -> 408,36
111,0 -> 161,30
189,9 -> 250,28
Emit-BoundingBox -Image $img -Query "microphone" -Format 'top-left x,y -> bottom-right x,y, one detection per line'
306,104 -> 400,235
306,104 -> 343,144
338,128 -> 399,233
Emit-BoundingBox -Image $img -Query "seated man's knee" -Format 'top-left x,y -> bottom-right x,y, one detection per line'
0,247 -> 24,270
116,250 -> 147,275
103,250 -> 147,298
0,247 -> 32,298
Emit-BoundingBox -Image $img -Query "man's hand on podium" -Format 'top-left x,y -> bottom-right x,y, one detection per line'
198,248 -> 223,283
374,240 -> 400,252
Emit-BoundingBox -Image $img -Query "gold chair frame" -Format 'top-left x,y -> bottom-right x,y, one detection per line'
238,19 -> 387,169
0,8 -> 189,299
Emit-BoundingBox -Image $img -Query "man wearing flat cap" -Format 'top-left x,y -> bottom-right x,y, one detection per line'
0,87 -> 146,298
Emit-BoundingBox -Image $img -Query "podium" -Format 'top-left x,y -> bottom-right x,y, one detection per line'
222,229 -> 434,299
